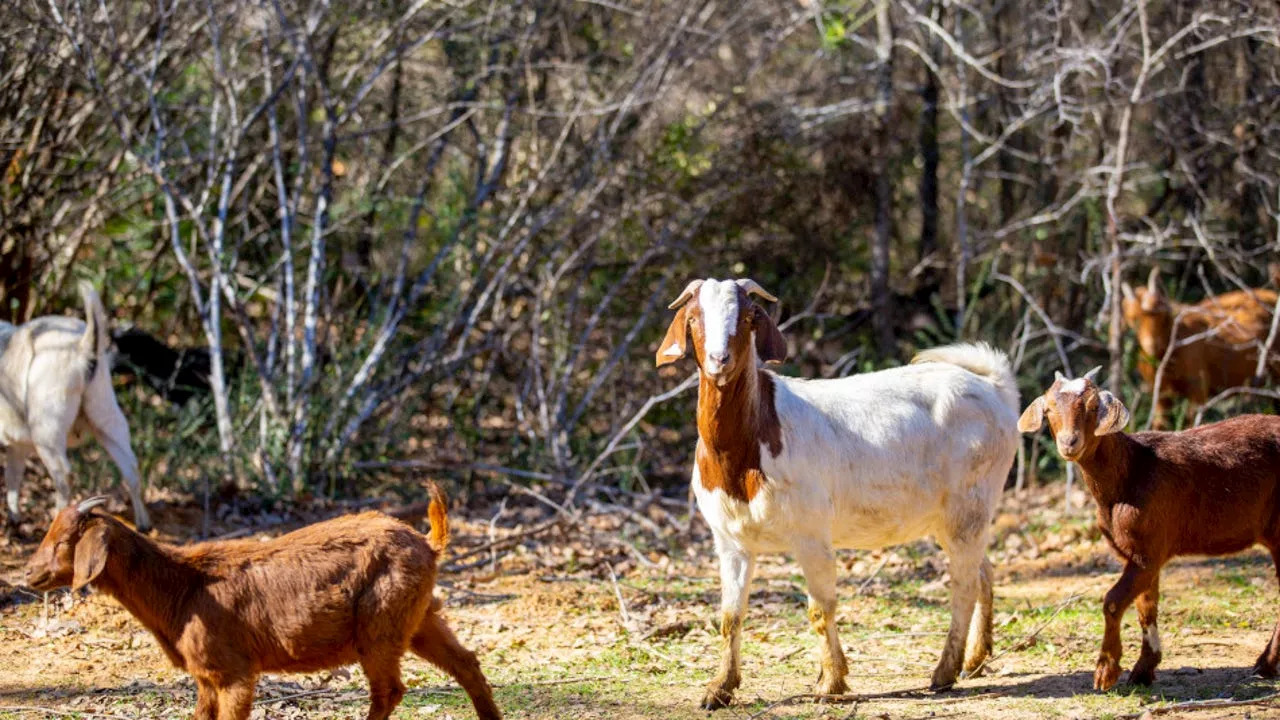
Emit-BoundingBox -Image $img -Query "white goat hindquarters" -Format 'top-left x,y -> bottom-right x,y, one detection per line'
693,361 -> 1018,554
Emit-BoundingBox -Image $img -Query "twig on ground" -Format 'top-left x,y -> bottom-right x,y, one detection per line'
747,684 -> 937,719
255,688 -> 332,705
0,706 -> 135,720
856,554 -> 892,595
964,592 -> 1085,678
607,562 -> 633,630
1117,690 -> 1280,718
498,674 -> 623,688
747,692 -> 861,719
442,517 -> 564,572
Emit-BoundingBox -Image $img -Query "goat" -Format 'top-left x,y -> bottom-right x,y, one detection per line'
1121,267 -> 1280,428
0,283 -> 150,531
655,278 -> 1020,708
24,487 -> 502,720
111,327 -> 216,406
1019,368 -> 1280,690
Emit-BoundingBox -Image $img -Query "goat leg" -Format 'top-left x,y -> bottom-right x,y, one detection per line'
1254,547 -> 1280,678
411,612 -> 503,719
701,547 -> 754,710
4,445 -> 27,527
213,678 -> 255,720
1095,562 -> 1156,691
962,557 -> 995,677
796,540 -> 849,698
193,676 -> 219,720
1129,574 -> 1162,685
931,544 -> 983,691
359,651 -> 406,720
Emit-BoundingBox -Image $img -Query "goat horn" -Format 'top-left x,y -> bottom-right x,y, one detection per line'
1147,266 -> 1161,295
76,496 -> 109,514
667,280 -> 705,310
1121,282 -> 1135,301
1083,366 -> 1103,383
735,278 -> 778,303
1053,370 -> 1067,384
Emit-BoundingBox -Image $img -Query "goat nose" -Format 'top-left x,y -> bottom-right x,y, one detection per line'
708,350 -> 729,365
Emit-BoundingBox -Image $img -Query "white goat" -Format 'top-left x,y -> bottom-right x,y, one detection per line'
0,283 -> 151,531
656,278 -> 1019,708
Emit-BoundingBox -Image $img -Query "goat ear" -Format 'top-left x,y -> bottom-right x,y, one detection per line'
72,524 -> 109,591
1095,390 -> 1131,436
655,305 -> 689,367
1017,397 -> 1047,433
753,306 -> 787,364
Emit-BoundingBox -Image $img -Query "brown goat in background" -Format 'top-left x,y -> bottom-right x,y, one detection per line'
1121,266 -> 1280,428
24,488 -> 501,720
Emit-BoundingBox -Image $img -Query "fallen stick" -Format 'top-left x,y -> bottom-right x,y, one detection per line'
0,706 -> 135,720
1117,690 -> 1280,718
441,517 -> 563,572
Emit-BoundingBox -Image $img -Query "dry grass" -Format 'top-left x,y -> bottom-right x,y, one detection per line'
2,485 -> 1280,719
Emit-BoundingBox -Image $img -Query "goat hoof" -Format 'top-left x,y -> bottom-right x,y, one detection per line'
929,667 -> 958,692
1252,659 -> 1278,679
700,687 -> 733,710
1129,652 -> 1161,686
814,674 -> 849,698
1094,658 -> 1121,691
1128,667 -> 1156,686
701,678 -> 737,711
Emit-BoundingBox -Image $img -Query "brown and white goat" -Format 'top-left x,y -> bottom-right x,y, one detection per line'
24,489 -> 501,720
1019,369 -> 1280,690
657,278 -> 1020,708
1122,267 -> 1280,428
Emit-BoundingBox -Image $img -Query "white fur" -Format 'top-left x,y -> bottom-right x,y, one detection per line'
0,286 -> 151,530
696,346 -> 1019,553
1060,377 -> 1086,394
698,280 -> 739,378
692,340 -> 1020,698
1144,623 -> 1162,654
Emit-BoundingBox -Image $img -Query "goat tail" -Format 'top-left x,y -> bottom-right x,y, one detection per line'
77,281 -> 109,380
911,341 -> 1019,413
425,480 -> 451,555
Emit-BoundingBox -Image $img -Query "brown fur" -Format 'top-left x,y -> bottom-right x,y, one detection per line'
24,488 -> 501,720
658,285 -> 785,503
1122,269 -> 1280,428
1021,377 -> 1280,691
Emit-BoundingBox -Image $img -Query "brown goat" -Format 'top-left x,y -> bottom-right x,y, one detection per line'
1122,267 -> 1280,428
1019,369 -> 1280,690
24,490 -> 501,720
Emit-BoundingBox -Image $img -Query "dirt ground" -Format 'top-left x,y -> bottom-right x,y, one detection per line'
2,485 -> 1280,719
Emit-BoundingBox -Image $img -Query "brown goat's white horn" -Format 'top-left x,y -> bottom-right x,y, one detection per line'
1147,266 -> 1161,295
1083,366 -> 1103,383
735,278 -> 778,303
1121,282 -> 1135,301
667,280 -> 705,310
1053,370 -> 1067,384
76,496 -> 110,514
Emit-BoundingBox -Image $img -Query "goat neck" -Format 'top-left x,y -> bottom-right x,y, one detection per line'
1069,432 -> 1137,509
695,360 -> 782,504
91,521 -> 199,656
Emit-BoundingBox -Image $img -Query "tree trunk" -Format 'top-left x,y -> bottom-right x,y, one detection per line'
916,0 -> 940,294
871,0 -> 895,356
